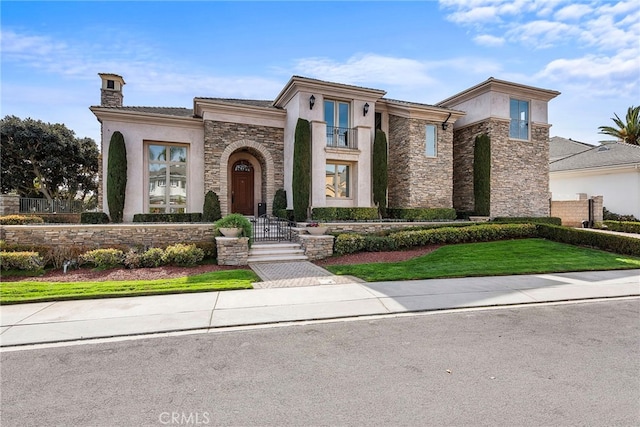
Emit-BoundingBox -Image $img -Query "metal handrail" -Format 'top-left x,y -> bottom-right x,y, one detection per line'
326,127 -> 357,149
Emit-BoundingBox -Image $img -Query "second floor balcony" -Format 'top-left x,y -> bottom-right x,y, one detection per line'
326,127 -> 357,149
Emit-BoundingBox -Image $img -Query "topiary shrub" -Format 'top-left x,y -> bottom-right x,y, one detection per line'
162,243 -> 204,266
372,129 -> 388,218
0,215 -> 44,225
81,248 -> 125,269
107,131 -> 127,223
312,207 -> 379,222
0,251 -> 44,272
272,189 -> 287,216
81,212 -> 110,224
474,133 -> 491,216
203,191 -> 222,222
292,118 -> 311,222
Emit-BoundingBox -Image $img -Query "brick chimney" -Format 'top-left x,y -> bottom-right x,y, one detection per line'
99,73 -> 125,107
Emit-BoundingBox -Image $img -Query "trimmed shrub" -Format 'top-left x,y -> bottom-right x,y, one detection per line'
272,189 -> 287,216
107,131 -> 127,223
274,209 -> 295,221
312,207 -> 379,222
387,208 -> 457,221
602,220 -> 640,234
363,235 -> 397,252
81,212 -> 110,224
335,234 -> 366,255
35,213 -> 81,224
132,213 -> 203,223
194,241 -> 217,260
537,224 -> 640,256
0,215 -> 44,225
203,191 -> 222,222
372,130 -> 388,218
81,248 -> 125,268
389,224 -> 537,249
0,251 -> 44,271
123,250 -> 143,269
493,217 -> 562,226
214,213 -> 253,239
292,118 -> 311,221
474,133 -> 491,216
141,247 -> 166,268
162,243 -> 204,266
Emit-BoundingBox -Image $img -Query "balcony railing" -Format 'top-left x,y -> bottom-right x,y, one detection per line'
326,127 -> 357,149
20,198 -> 84,214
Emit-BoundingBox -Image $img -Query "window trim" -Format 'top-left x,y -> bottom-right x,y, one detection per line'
325,162 -> 352,199
509,98 -> 530,141
146,141 -> 189,213
425,124 -> 437,157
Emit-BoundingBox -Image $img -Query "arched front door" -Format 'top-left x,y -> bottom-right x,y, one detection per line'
231,160 -> 254,215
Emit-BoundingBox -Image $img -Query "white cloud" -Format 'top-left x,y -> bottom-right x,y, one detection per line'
506,20 -> 580,48
474,34 -> 505,47
554,4 -> 593,21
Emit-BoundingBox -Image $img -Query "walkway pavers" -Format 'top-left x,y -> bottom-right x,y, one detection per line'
249,261 -> 363,288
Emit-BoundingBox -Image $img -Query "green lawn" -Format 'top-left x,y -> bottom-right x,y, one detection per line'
326,238 -> 640,282
0,270 -> 258,305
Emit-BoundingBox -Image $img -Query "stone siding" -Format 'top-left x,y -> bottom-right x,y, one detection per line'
452,118 -> 551,217
204,121 -> 284,215
551,195 -> 603,227
0,195 -> 20,215
0,224 -> 216,249
297,235 -> 334,260
388,115 -> 453,209
100,89 -> 123,108
215,237 -> 249,265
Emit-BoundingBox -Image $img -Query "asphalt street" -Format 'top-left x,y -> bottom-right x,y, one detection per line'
2,299 -> 639,426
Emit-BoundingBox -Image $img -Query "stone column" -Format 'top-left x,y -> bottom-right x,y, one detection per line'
215,237 -> 249,266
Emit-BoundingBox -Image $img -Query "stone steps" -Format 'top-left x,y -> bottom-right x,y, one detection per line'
248,242 -> 308,263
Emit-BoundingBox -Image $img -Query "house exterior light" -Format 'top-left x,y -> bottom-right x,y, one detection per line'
309,95 -> 315,110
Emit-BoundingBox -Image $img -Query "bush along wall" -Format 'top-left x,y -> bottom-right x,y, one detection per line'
601,220 -> 640,234
536,224 -> 640,256
312,207 -> 379,222
492,217 -> 562,226
292,119 -> 311,222
372,130 -> 388,218
386,208 -> 457,221
106,131 -> 127,223
81,212 -> 110,224
132,213 -> 203,223
473,133 -> 491,216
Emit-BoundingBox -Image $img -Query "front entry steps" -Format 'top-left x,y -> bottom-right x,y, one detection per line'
248,242 -> 308,263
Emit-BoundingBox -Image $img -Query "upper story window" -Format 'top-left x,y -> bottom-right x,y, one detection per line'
325,100 -> 351,147
107,80 -> 115,89
425,124 -> 437,157
510,99 -> 529,140
147,143 -> 188,213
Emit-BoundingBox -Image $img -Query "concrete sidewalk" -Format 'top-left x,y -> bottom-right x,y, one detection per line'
1,269 -> 638,348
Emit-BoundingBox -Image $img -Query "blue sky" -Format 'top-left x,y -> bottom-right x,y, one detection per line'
2,1 -> 638,146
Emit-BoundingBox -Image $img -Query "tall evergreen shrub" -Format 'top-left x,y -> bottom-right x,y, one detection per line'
473,133 -> 491,216
202,190 -> 222,222
107,131 -> 127,223
272,188 -> 287,215
372,130 -> 389,218
292,119 -> 311,222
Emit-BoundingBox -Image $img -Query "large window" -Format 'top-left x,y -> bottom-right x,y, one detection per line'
425,124 -> 437,157
510,99 -> 529,140
325,100 -> 350,147
148,143 -> 187,213
325,163 -> 350,198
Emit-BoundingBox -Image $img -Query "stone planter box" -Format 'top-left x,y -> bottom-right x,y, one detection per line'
219,227 -> 241,237
305,226 -> 328,235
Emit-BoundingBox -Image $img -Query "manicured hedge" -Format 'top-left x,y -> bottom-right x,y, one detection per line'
133,213 -> 203,223
387,208 -> 457,221
312,207 -> 379,222
536,224 -> 640,256
602,221 -> 640,234
493,217 -> 562,226
81,212 -> 110,224
0,215 -> 44,225
0,251 -> 44,271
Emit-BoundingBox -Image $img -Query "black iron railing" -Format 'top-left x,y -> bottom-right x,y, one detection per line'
326,127 -> 357,149
20,198 -> 83,213
251,215 -> 293,242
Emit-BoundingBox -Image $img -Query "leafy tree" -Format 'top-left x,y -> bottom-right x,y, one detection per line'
598,105 -> 639,146
203,190 -> 222,222
372,130 -> 388,218
107,131 -> 127,223
474,133 -> 491,216
292,118 -> 311,222
0,115 -> 99,202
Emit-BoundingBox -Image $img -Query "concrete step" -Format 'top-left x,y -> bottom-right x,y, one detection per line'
249,248 -> 305,256
248,254 -> 309,263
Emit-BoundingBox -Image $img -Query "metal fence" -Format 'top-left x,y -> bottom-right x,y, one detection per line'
20,198 -> 84,214
251,215 -> 293,242
326,127 -> 357,149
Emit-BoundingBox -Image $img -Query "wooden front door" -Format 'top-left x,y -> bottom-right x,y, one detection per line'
231,160 -> 254,215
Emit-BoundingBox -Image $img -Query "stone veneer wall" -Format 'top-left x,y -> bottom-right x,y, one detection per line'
215,237 -> 249,266
0,195 -> 20,215
0,224 -> 216,249
297,235 -> 334,260
203,121 -> 284,215
452,118 -> 551,217
387,115 -> 453,209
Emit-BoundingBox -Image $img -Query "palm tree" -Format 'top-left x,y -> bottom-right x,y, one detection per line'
598,105 -> 639,145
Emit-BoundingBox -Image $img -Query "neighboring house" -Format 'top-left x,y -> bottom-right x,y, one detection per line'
549,136 -> 593,162
549,139 -> 640,219
91,74 -> 559,222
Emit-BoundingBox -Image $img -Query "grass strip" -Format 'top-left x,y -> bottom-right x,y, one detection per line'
0,270 -> 258,305
326,238 -> 640,282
